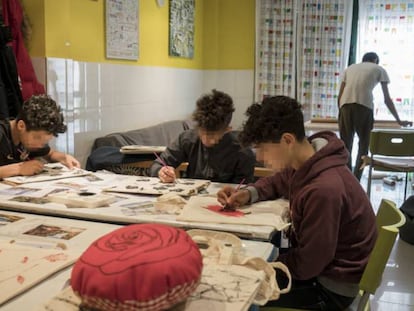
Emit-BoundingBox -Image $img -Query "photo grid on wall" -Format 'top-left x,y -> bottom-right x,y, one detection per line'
169,0 -> 195,58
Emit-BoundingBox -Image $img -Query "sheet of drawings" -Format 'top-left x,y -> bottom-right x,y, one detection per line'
36,263 -> 264,311
103,176 -> 210,196
177,196 -> 290,230
3,163 -> 90,185
0,241 -> 77,306
0,210 -> 120,253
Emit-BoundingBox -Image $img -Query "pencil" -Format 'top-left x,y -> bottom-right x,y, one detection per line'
222,178 -> 246,211
235,178 -> 246,192
153,151 -> 175,181
153,151 -> 167,167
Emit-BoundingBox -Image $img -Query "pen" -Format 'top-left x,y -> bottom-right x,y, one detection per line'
222,178 -> 246,211
235,178 -> 246,192
153,152 -> 168,167
153,152 -> 175,181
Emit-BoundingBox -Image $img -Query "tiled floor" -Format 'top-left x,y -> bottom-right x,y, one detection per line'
359,168 -> 414,311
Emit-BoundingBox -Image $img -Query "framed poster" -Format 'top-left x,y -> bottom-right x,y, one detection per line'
105,0 -> 139,60
169,0 -> 195,58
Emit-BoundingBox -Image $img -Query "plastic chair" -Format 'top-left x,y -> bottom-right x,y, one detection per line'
259,199 -> 405,311
354,199 -> 405,311
364,129 -> 414,200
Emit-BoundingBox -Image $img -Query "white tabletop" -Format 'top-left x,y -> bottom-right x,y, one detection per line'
0,173 -> 281,240
0,210 -> 275,311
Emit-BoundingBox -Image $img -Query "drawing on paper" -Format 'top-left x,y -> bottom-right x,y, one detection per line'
3,163 -> 89,185
105,0 -> 139,60
47,191 -> 116,208
177,196 -> 290,230
120,201 -> 156,216
83,174 -> 103,182
205,205 -> 246,217
0,213 -> 24,226
23,225 -> 85,240
10,196 -> 50,205
187,264 -> 264,308
169,0 -> 195,58
104,177 -> 209,196
0,241 -> 76,306
37,262 -> 264,311
0,186 -> 39,196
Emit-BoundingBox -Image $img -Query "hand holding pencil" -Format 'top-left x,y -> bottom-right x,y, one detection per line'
217,178 -> 250,210
154,152 -> 176,183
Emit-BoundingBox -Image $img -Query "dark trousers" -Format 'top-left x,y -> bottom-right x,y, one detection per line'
338,104 -> 374,180
265,270 -> 355,310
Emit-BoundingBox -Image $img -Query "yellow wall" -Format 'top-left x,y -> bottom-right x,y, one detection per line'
21,0 -> 254,70
203,0 -> 255,69
20,0 -> 45,57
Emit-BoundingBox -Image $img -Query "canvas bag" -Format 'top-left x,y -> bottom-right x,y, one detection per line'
187,229 -> 292,306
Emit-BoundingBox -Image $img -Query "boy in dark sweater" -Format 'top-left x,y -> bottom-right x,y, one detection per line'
0,95 -> 80,178
150,89 -> 255,184
217,96 -> 377,310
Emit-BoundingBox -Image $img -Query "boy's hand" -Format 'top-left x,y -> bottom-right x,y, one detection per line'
158,166 -> 176,183
217,186 -> 251,210
59,154 -> 81,169
18,160 -> 44,176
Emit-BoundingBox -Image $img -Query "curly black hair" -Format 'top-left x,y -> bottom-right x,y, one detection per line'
16,95 -> 67,136
239,96 -> 305,146
192,89 -> 235,131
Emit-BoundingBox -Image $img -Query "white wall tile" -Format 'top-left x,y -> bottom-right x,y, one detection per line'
44,58 -> 255,167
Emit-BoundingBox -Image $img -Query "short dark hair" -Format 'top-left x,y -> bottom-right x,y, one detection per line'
192,89 -> 234,131
239,95 -> 305,146
362,52 -> 379,64
16,95 -> 67,136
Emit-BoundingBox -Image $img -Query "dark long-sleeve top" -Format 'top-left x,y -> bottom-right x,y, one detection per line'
0,120 -> 50,165
150,129 -> 255,183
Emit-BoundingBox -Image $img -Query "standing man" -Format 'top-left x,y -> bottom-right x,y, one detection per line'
338,52 -> 411,180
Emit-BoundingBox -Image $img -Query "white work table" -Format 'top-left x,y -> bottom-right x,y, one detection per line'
0,172 -> 282,240
0,210 -> 276,311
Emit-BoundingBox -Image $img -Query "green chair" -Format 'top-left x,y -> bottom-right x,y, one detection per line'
356,199 -> 405,311
364,129 -> 414,200
259,199 -> 405,311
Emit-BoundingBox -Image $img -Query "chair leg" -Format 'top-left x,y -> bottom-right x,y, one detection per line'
367,165 -> 373,199
357,292 -> 370,311
404,172 -> 408,200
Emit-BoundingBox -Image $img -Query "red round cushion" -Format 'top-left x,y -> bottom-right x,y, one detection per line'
71,223 -> 203,311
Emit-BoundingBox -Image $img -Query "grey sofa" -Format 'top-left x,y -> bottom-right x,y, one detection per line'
86,120 -> 194,174
91,120 -> 194,151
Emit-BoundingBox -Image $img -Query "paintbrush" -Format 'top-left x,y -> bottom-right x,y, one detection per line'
222,178 -> 246,211
153,152 -> 175,182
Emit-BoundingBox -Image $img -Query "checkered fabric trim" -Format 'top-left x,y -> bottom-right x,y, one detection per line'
76,279 -> 200,311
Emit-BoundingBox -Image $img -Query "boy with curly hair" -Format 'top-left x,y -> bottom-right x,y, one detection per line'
150,89 -> 255,183
0,95 -> 80,178
217,95 -> 377,310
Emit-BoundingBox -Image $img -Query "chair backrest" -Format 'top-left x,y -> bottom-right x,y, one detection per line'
370,129 -> 414,157
359,199 -> 406,295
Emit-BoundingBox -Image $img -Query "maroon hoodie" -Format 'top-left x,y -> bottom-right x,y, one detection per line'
251,131 -> 377,284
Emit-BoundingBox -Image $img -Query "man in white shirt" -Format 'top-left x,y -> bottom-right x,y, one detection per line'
338,52 -> 411,180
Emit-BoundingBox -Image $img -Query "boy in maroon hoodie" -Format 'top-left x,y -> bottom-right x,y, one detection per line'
217,96 -> 377,310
